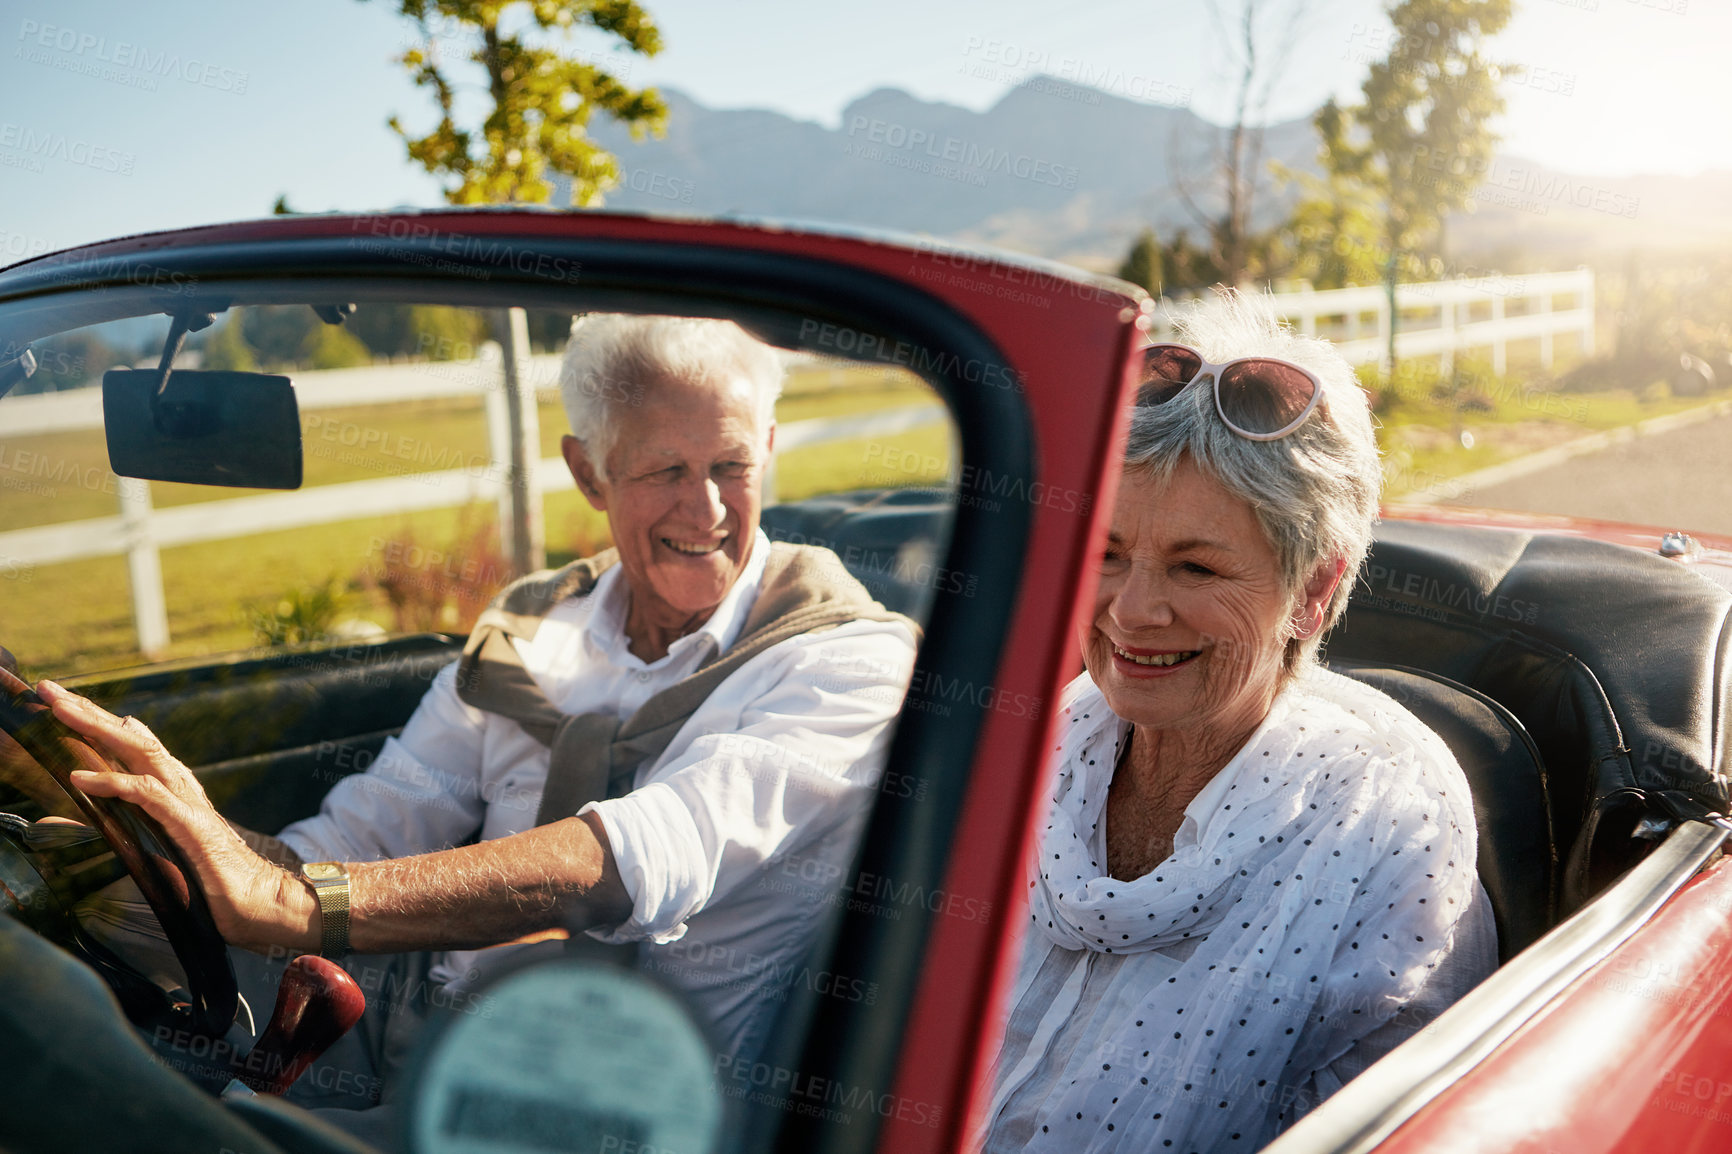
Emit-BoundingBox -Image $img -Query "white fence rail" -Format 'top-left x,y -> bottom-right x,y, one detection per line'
1151,268 -> 1595,375
0,379 -> 946,655
0,267 -> 1592,656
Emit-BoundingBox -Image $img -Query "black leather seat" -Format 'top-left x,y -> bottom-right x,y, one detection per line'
759,488 -> 955,621
1326,520 -> 1732,918
1330,662 -> 1556,963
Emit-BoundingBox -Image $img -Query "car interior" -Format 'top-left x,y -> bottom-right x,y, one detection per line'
2,244 -> 1730,1154
38,480 -> 1726,972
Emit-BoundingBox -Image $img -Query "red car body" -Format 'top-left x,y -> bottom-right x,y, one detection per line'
1,210 -> 1727,1154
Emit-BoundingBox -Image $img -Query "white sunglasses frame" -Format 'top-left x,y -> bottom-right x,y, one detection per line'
1137,343 -> 1325,442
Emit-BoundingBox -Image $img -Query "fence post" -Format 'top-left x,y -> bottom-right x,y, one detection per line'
1439,298 -> 1455,377
117,477 -> 170,659
1579,269 -> 1596,357
1491,295 -> 1506,375
1537,291 -> 1554,371
1376,294 -> 1392,373
495,307 -> 545,576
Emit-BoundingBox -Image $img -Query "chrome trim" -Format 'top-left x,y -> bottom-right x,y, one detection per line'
1262,821 -> 1727,1154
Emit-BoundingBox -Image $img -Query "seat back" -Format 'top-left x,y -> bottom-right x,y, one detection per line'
760,488 -> 955,621
1325,520 -> 1732,915
1332,662 -> 1555,962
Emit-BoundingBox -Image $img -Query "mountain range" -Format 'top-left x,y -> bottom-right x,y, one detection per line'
576,79 -> 1732,273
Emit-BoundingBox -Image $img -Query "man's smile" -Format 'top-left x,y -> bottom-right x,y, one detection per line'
663,536 -> 727,556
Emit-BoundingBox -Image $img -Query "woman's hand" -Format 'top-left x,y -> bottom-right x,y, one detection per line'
35,680 -> 318,954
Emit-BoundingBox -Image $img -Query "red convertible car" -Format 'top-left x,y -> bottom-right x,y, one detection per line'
0,210 -> 1728,1154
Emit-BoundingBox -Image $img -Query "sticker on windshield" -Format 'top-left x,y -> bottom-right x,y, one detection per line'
406,958 -> 722,1154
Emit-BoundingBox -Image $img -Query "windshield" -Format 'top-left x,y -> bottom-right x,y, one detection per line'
0,284 -> 973,1152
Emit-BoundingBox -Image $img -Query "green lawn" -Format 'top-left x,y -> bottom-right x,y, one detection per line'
1377,377 -> 1719,500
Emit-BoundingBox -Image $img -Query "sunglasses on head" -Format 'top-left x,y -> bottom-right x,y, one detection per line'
1135,343 -> 1323,441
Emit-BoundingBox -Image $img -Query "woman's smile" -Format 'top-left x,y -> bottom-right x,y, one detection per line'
1109,642 -> 1202,676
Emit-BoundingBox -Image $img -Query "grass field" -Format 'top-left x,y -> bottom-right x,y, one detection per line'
1370,354 -> 1718,499
0,365 -> 952,677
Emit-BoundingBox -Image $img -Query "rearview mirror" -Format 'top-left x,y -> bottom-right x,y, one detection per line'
103,369 -> 303,489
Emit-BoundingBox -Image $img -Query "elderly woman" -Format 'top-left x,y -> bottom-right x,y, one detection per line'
981,293 -> 1497,1153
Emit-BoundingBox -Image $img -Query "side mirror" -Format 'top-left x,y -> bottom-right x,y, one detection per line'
103,369 -> 303,490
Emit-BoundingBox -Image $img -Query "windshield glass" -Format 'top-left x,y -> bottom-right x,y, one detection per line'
1,304 -> 953,676
0,288 -> 966,1152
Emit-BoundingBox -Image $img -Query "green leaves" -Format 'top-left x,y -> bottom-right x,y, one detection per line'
368,0 -> 669,206
1284,0 -> 1512,299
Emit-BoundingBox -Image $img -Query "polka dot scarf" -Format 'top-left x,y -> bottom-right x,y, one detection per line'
1018,669 -> 1479,1153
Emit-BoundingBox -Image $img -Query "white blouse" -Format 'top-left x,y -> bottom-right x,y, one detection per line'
982,667 -> 1498,1154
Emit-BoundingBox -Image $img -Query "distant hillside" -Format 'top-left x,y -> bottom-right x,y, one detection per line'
577,80 -> 1319,271
573,81 -> 1732,272
1444,159 -> 1732,264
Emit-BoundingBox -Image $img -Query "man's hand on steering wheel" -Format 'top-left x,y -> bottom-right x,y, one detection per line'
36,680 -> 319,955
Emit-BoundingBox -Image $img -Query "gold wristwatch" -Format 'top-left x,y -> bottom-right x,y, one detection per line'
301,861 -> 351,958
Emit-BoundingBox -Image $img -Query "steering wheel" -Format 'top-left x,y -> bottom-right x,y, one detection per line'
0,662 -> 237,1038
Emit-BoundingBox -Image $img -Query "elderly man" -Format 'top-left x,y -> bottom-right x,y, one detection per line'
36,314 -> 919,1122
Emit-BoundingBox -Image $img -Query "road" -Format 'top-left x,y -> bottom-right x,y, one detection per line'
1443,410 -> 1732,536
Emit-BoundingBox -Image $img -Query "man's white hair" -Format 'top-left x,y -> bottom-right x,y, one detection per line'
1124,289 -> 1382,676
559,314 -> 784,479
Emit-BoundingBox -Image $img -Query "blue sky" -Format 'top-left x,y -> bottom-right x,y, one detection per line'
2,0 -> 1726,257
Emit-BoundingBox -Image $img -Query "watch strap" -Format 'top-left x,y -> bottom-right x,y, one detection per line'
301,862 -> 350,958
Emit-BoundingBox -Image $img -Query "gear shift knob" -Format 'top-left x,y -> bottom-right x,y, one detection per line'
234,954 -> 366,1095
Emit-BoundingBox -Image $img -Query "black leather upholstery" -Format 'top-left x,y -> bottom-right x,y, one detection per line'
27,635 -> 465,830
1325,521 -> 1732,913
760,488 -> 955,621
1331,662 -> 1555,962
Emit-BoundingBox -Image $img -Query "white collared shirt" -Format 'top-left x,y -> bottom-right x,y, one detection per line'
279,530 -> 919,1062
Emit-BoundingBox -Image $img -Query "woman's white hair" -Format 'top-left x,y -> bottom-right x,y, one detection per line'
559,314 -> 784,478
1124,289 -> 1381,675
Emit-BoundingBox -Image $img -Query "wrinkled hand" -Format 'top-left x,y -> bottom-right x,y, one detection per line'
35,679 -> 317,953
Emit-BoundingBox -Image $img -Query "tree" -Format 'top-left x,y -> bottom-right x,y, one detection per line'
300,324 -> 375,371
346,304 -> 490,360
1297,0 -> 1512,366
1114,227 -> 1228,300
1275,174 -> 1384,290
241,307 -> 321,368
1167,0 -> 1317,287
201,317 -> 259,372
1117,228 -> 1163,295
367,0 -> 669,206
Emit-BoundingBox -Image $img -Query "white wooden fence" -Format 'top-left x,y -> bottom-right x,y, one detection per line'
0,348 -> 947,656
1151,268 -> 1595,375
0,269 -> 1593,656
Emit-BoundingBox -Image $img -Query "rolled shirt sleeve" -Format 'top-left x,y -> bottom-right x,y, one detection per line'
581,617 -> 917,944
277,661 -> 492,864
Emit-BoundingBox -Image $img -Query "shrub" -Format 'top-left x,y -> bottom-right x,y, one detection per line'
363,507 -> 513,635
245,576 -> 352,647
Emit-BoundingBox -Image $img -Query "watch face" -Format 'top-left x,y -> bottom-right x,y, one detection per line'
305,862 -> 343,881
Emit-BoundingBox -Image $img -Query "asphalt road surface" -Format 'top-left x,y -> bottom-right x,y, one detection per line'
1445,410 -> 1732,537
